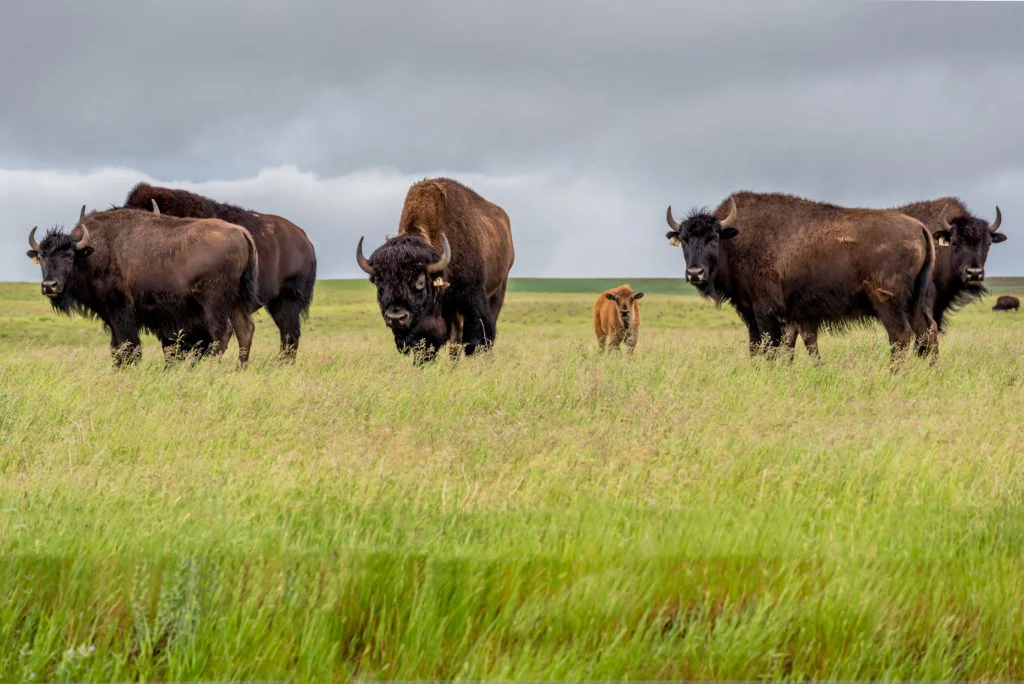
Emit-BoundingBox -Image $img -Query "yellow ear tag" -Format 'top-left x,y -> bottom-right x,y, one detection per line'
937,238 -> 950,247
32,256 -> 40,264
669,237 -> 680,247
433,277 -> 445,287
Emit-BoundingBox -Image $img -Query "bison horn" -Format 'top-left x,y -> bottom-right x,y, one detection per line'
151,199 -> 161,215
719,197 -> 738,229
79,205 -> 87,223
666,206 -> 680,231
991,205 -> 1002,232
939,204 -> 952,231
355,236 -> 374,276
75,223 -> 90,250
28,226 -> 40,251
426,234 -> 451,274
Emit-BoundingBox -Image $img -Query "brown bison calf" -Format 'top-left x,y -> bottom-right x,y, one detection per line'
594,284 -> 644,352
993,295 -> 1020,311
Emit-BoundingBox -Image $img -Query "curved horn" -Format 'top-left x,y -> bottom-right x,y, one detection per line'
426,234 -> 451,274
666,206 -> 680,231
719,197 -> 738,229
939,204 -> 952,231
355,236 -> 374,275
151,199 -> 161,215
991,205 -> 1002,232
79,205 -> 86,223
28,226 -> 40,251
75,223 -> 90,250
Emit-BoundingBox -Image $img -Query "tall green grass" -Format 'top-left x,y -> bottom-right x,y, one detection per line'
1,279 -> 1023,680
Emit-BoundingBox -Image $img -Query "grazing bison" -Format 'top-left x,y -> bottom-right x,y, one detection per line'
594,284 -> 644,353
664,192 -> 936,361
356,177 -> 514,363
786,199 -> 1008,359
25,206 -> 261,367
123,183 -> 317,360
993,295 -> 1020,312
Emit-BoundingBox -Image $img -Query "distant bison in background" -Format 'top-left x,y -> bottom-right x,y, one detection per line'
356,177 -> 515,363
594,284 -> 644,353
993,295 -> 1020,312
664,192 -> 937,361
123,183 -> 317,360
26,206 -> 261,367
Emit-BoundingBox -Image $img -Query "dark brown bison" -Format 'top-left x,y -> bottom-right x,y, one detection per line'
356,177 -> 515,363
122,183 -> 317,360
786,198 -> 1007,359
594,284 -> 644,353
664,192 -> 936,361
25,206 -> 261,367
993,295 -> 1020,311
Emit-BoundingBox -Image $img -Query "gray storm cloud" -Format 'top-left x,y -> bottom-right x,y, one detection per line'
2,0 -> 1022,281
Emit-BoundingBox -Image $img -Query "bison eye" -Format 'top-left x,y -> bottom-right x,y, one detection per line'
414,273 -> 427,290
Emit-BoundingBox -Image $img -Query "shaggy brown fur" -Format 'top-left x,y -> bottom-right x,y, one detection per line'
357,177 -> 515,362
26,207 -> 260,367
785,197 -> 1007,359
122,183 -> 317,360
665,191 -> 936,361
593,284 -> 644,353
993,295 -> 1019,311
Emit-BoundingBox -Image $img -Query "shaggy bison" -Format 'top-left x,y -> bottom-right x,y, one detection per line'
26,206 -> 261,367
594,284 -> 644,353
356,177 -> 514,363
786,198 -> 1007,359
664,192 -> 936,361
993,295 -> 1020,312
123,183 -> 317,360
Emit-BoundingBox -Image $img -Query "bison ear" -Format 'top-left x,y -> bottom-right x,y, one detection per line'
720,227 -> 739,240
665,231 -> 681,246
991,232 -> 1007,244
604,293 -> 617,301
932,229 -> 952,246
632,292 -> 644,301
27,250 -> 39,263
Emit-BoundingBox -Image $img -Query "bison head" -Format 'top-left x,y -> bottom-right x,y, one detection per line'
933,205 -> 1006,287
355,233 -> 452,355
25,206 -> 93,312
604,287 -> 644,325
665,198 -> 738,291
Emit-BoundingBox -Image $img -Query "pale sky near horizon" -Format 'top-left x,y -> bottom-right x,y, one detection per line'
2,0 -> 1022,281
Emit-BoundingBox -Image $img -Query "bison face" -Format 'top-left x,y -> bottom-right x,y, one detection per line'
355,234 -> 452,355
604,290 -> 643,324
933,206 -> 1006,287
26,225 -> 92,310
665,199 -> 739,290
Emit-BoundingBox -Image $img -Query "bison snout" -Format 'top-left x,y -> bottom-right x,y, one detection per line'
686,267 -> 707,284
41,280 -> 59,297
384,307 -> 412,329
965,267 -> 985,284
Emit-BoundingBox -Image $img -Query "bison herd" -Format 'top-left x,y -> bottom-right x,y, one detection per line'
23,178 -> 1014,368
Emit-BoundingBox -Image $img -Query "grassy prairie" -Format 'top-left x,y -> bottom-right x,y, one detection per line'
1,278 -> 1023,681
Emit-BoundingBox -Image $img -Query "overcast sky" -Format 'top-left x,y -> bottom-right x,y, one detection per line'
2,0 -> 1022,281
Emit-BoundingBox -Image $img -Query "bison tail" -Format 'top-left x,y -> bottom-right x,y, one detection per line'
909,221 -> 935,320
298,254 -> 317,320
240,232 -> 264,313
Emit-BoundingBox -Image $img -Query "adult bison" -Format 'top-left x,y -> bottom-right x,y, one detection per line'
993,295 -> 1020,312
25,206 -> 261,367
664,192 -> 936,361
356,177 -> 515,363
123,183 -> 317,360
786,198 -> 1007,359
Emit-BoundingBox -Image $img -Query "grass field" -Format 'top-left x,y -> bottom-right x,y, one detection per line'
2,277 -> 1024,681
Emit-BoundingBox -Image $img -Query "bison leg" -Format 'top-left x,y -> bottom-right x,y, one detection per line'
753,310 -> 784,359
798,322 -> 821,363
461,294 -> 496,356
231,308 -> 256,368
875,304 -> 914,362
109,324 -> 142,369
267,296 -> 302,362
